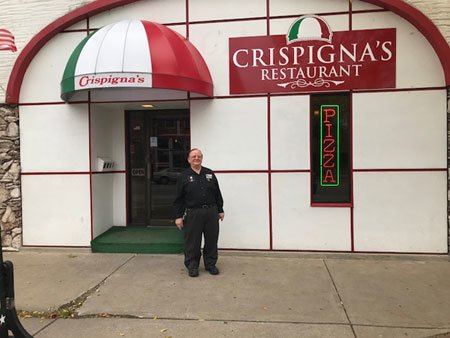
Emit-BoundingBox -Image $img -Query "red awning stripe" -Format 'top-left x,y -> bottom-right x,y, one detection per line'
144,21 -> 210,91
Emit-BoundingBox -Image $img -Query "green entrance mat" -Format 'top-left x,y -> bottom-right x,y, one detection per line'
91,226 -> 184,254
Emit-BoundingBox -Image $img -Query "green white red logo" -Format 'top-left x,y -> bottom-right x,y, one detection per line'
287,15 -> 333,45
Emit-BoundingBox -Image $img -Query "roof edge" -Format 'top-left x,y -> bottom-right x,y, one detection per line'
5,0 -> 450,104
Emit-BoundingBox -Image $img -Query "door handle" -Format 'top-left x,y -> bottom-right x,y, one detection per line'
147,160 -> 152,180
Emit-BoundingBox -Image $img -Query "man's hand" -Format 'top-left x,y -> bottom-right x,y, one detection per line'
175,218 -> 184,230
218,213 -> 225,221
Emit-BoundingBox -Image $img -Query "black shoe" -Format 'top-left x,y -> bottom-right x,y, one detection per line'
206,266 -> 219,275
188,267 -> 199,277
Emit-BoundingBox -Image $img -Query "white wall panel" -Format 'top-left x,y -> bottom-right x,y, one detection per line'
65,19 -> 88,31
92,173 -> 126,238
270,14 -> 349,35
22,174 -> 91,246
20,104 -> 89,172
272,173 -> 351,251
167,25 -> 186,38
270,95 -> 310,170
90,0 -> 186,28
20,32 -> 87,103
189,20 -> 266,97
191,98 -> 268,171
111,109 -> 126,172
90,105 -> 125,171
352,0 -> 382,11
92,174 -> 114,238
90,88 -> 188,102
113,173 -> 127,226
353,90 -> 447,169
91,105 -> 126,232
217,173 -> 270,249
354,172 -> 447,253
270,0 -> 349,17
189,0 -> 266,22
352,12 -> 445,88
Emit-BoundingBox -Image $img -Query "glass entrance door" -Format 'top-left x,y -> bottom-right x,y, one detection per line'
127,109 -> 190,226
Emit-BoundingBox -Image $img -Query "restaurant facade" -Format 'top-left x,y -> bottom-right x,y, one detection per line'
0,0 -> 449,254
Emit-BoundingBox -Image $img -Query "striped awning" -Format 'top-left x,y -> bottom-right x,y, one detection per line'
61,20 -> 213,101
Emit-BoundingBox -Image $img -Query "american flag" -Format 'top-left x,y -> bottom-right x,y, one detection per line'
0,29 -> 17,52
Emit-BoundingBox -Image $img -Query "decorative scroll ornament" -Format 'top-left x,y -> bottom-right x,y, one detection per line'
277,78 -> 345,89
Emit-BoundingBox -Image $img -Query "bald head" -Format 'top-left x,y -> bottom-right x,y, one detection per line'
188,148 -> 203,170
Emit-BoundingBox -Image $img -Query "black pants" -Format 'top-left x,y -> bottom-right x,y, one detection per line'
183,206 -> 219,269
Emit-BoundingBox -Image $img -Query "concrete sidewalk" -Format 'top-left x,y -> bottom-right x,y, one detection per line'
3,250 -> 450,338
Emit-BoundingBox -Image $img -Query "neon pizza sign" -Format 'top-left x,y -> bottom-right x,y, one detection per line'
320,105 -> 339,187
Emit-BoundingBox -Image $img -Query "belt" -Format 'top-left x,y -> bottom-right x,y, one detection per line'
189,204 -> 215,209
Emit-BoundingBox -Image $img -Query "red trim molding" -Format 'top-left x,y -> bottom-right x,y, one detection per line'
363,0 -> 450,85
5,0 -> 450,104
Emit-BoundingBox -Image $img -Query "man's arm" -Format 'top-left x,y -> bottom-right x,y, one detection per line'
213,173 -> 224,219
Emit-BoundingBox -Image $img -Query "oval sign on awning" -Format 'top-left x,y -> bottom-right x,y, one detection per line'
61,20 -> 213,101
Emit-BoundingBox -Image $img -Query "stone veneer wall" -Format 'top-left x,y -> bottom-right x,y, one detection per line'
0,105 -> 21,249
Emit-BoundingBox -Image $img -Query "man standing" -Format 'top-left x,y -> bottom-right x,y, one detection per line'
174,148 -> 224,277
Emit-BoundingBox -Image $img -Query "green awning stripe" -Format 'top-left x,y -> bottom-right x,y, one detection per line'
61,31 -> 97,96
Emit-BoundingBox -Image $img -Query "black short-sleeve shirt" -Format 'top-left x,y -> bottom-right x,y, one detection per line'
173,166 -> 224,219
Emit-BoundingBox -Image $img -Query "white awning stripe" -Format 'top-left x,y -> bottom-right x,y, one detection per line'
96,20 -> 130,73
74,20 -> 152,76
75,23 -> 114,76
123,20 -> 152,73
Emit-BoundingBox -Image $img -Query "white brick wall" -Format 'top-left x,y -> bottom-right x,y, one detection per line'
0,0 -> 448,101
404,0 -> 450,44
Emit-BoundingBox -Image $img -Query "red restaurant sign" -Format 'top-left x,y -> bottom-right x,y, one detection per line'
229,15 -> 396,94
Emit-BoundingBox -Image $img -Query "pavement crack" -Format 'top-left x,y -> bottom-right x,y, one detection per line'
323,259 -> 357,338
19,254 -> 137,320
